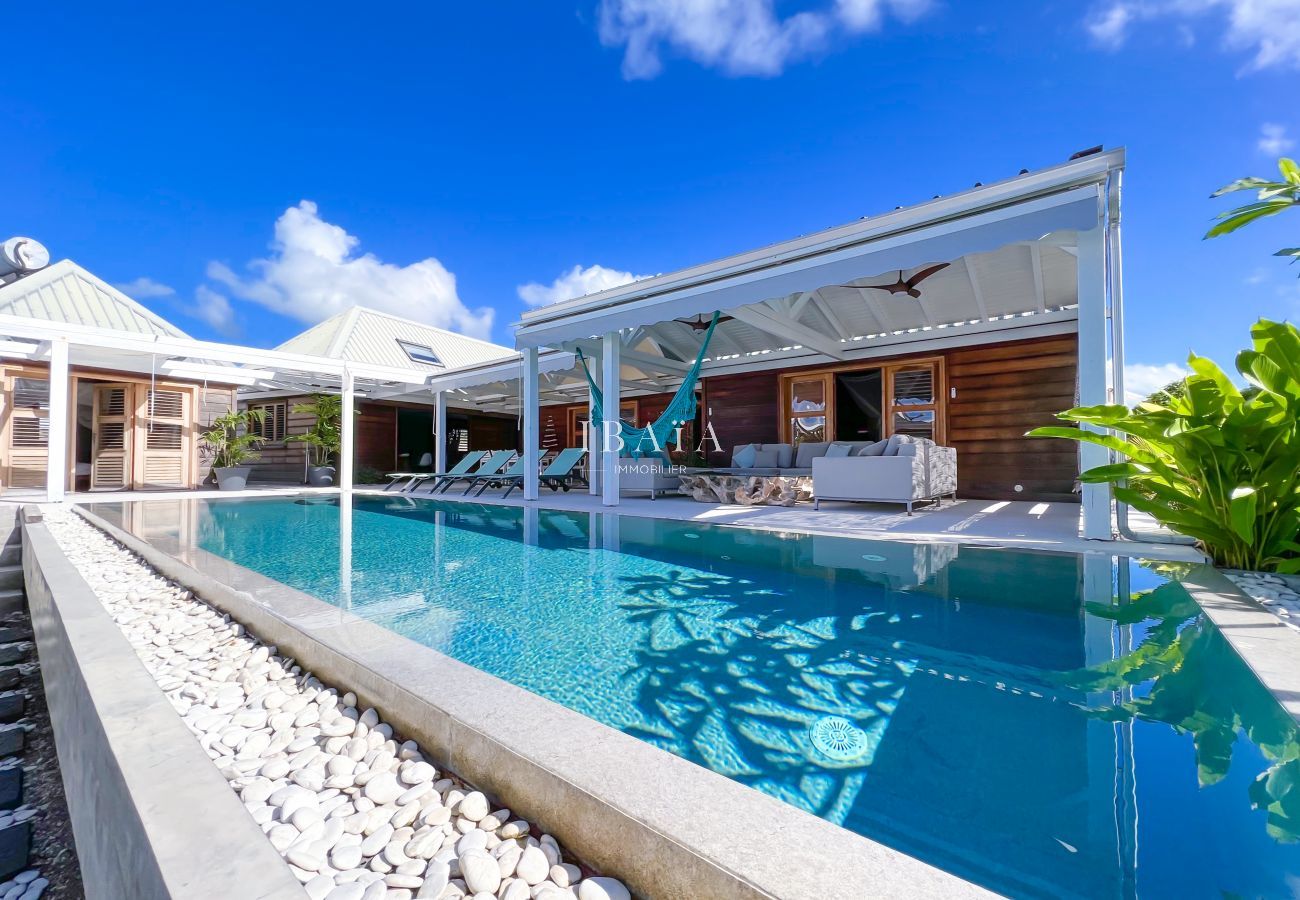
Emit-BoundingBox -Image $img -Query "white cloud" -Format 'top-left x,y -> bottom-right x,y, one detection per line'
1125,362 -> 1190,405
597,0 -> 931,79
517,264 -> 651,308
115,276 -> 175,299
1086,2 -> 1137,48
1258,122 -> 1296,156
1084,1 -> 1300,70
189,286 -> 239,337
207,201 -> 494,339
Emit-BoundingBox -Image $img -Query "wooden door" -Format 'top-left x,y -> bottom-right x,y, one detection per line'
1,373 -> 51,491
133,384 -> 192,489
91,384 -> 132,490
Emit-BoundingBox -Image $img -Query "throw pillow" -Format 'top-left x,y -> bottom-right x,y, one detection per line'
857,439 -> 888,457
732,444 -> 757,468
883,434 -> 914,456
752,448 -> 780,467
825,442 -> 854,458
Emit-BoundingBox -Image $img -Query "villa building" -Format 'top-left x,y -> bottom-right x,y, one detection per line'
1,147 -> 1125,536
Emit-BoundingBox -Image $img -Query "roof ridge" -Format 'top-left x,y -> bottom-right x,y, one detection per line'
344,305 -> 510,352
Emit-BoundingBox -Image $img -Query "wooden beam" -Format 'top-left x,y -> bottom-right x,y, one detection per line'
728,305 -> 848,360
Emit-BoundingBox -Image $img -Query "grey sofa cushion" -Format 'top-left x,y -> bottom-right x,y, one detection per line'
732,444 -> 757,467
825,442 -> 855,458
882,434 -> 915,456
752,448 -> 781,468
762,443 -> 794,469
857,439 -> 889,457
794,441 -> 832,468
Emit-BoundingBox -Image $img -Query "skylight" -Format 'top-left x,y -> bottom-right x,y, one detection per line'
397,339 -> 444,367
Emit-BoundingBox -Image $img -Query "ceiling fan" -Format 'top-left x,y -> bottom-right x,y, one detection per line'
675,313 -> 733,331
839,262 -> 950,299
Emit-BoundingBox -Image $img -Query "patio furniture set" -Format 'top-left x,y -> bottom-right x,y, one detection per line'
388,435 -> 957,514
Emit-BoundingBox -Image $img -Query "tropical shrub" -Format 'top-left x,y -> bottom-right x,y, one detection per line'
287,393 -> 343,467
1030,319 -> 1300,573
200,407 -> 266,470
1207,156 -> 1300,269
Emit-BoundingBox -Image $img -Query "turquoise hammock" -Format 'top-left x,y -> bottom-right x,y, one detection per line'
575,311 -> 721,458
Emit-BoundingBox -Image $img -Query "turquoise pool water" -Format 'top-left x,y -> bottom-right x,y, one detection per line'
91,495 -> 1300,899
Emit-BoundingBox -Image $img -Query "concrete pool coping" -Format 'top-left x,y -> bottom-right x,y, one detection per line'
21,506 -> 306,900
1178,565 -> 1300,727
73,505 -> 995,900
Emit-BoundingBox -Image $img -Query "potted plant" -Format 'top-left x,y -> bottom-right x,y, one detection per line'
287,393 -> 344,486
201,407 -> 266,491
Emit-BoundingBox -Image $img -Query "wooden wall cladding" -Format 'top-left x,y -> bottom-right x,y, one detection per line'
693,333 -> 1080,501
700,371 -> 781,466
356,403 -> 397,472
946,335 -> 1079,502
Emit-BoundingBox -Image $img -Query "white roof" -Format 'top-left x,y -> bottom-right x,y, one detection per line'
277,306 -> 514,372
515,149 -> 1123,351
0,259 -> 189,339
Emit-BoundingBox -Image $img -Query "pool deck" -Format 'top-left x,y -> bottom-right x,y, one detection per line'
362,488 -> 1207,562
4,483 -> 1205,562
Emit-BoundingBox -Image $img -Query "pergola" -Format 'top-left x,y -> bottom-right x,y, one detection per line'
487,149 -> 1125,537
0,314 -> 430,500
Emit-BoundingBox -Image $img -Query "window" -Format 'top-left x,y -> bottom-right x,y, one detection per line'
886,363 -> 940,442
783,374 -> 832,446
397,340 -> 444,367
249,402 -> 287,442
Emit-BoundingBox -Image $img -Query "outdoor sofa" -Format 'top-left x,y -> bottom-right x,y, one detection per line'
811,435 -> 957,514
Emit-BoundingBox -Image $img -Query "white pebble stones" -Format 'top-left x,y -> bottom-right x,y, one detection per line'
43,510 -> 632,900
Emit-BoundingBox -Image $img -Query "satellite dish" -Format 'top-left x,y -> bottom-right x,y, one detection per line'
0,237 -> 51,278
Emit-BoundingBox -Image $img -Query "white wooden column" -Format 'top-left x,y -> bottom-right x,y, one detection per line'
339,368 -> 355,492
587,357 -> 600,496
522,347 -> 540,501
45,337 -> 70,502
601,332 -> 620,507
1077,225 -> 1111,539
433,389 -> 446,474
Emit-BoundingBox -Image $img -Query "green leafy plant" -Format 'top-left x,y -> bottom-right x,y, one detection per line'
1030,319 -> 1300,573
354,465 -> 388,484
1207,157 -> 1300,269
286,393 -> 343,467
200,407 -> 266,470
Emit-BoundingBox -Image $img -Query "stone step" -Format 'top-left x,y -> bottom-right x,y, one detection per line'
0,725 -> 22,759
0,547 -> 16,569
0,569 -> 17,593
0,594 -> 21,619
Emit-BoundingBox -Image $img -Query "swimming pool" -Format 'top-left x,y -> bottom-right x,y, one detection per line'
88,494 -> 1300,898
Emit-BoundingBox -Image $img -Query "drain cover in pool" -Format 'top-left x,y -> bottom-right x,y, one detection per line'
810,716 -> 869,761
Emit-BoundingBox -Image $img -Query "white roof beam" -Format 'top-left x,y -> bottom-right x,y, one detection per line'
728,305 -> 848,360
808,291 -> 853,338
1030,243 -> 1046,313
961,257 -> 991,322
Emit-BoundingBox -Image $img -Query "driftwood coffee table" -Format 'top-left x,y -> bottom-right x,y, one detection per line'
678,471 -> 813,506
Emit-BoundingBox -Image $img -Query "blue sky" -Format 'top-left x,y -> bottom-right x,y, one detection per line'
6,1 -> 1299,399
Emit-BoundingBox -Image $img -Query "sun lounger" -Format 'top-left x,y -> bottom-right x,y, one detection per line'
386,450 -> 485,493
498,448 -> 588,498
427,450 -> 514,495
464,453 -> 533,497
